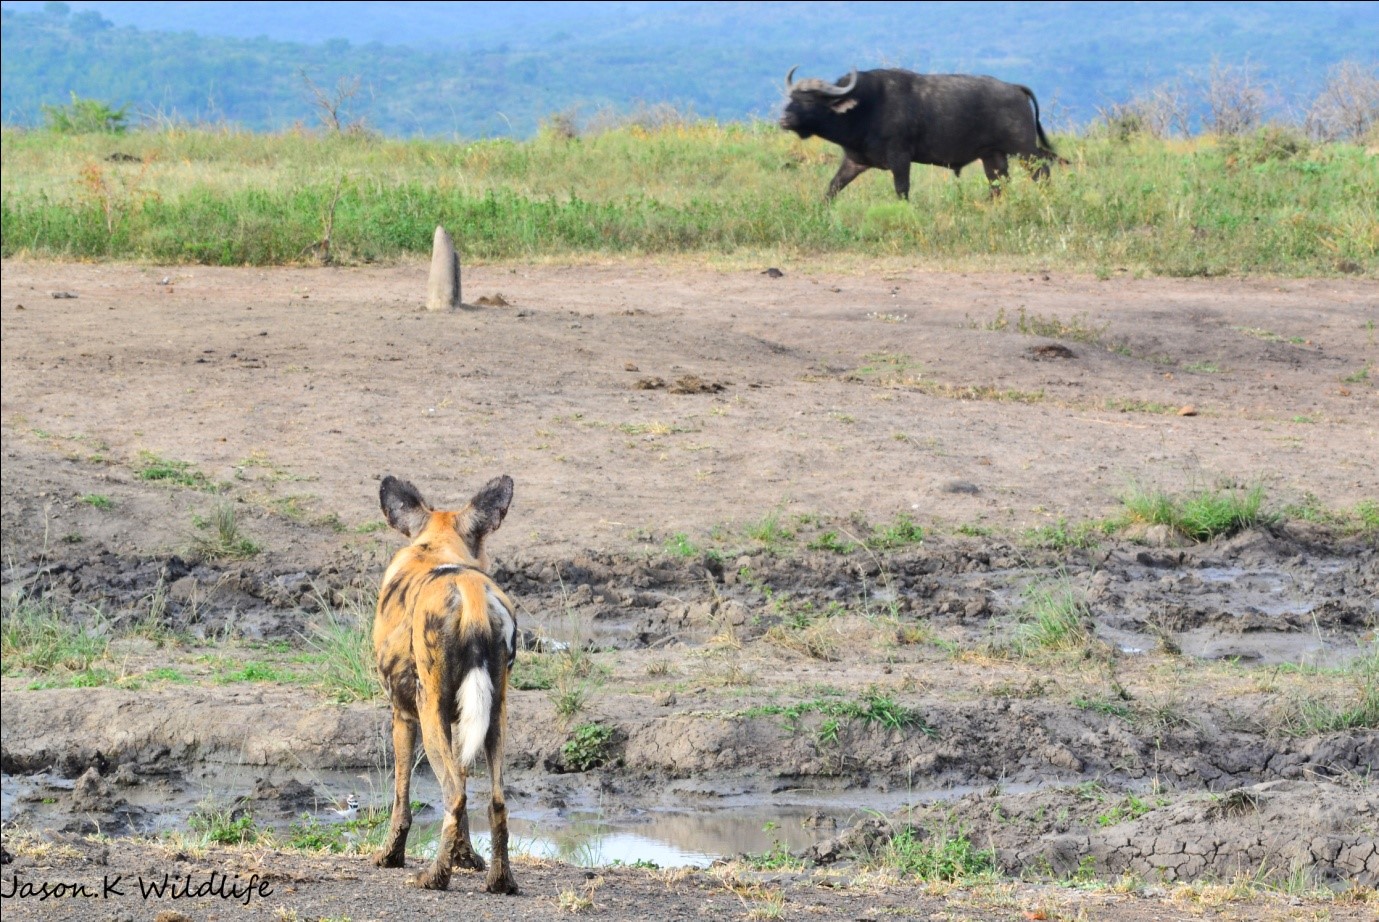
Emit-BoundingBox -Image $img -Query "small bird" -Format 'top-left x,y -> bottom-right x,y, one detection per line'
332,793 -> 360,821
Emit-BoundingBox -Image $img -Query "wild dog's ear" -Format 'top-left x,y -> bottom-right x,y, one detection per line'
379,476 -> 431,538
466,475 -> 514,539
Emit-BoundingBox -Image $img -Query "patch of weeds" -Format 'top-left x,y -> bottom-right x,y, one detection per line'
1074,694 -> 1133,720
135,450 -> 219,491
1280,493 -> 1379,536
741,832 -> 805,871
1183,361 -> 1222,374
285,809 -> 386,853
868,514 -> 925,549
955,523 -> 993,537
807,530 -> 854,553
144,666 -> 191,684
983,306 -> 1112,346
919,382 -> 1046,403
742,690 -> 935,736
265,494 -> 317,521
1101,397 -> 1176,414
79,493 -> 114,509
551,674 -> 590,719
618,420 -> 689,437
1,595 -> 110,674
1023,517 -> 1112,550
191,504 -> 261,560
215,661 -> 297,684
1341,365 -> 1372,385
853,352 -> 924,384
302,590 -> 379,703
1356,500 -> 1379,536
1013,576 -> 1094,655
1207,788 -> 1261,819
1121,483 -> 1269,542
513,651 -> 557,690
663,531 -> 719,561
763,622 -> 839,661
1236,326 -> 1306,345
27,666 -> 117,689
744,511 -> 794,551
1277,684 -> 1378,735
1176,485 -> 1268,541
188,803 -> 258,845
561,722 -> 616,772
1095,793 -> 1159,826
865,825 -> 995,882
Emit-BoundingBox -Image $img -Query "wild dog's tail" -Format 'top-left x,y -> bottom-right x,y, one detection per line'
456,659 -> 494,768
452,578 -> 516,769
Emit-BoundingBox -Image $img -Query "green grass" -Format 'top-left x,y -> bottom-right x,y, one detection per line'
1281,495 -> 1379,537
0,595 -> 110,674
1023,517 -> 1113,550
1274,647 -> 1378,735
188,802 -> 259,845
863,826 -> 996,882
1012,577 -> 1095,656
868,514 -> 926,549
191,504 -> 262,560
742,691 -> 936,736
663,531 -> 719,561
561,722 -> 617,772
1122,484 -> 1269,542
741,834 -> 806,872
511,650 -> 557,690
301,590 -> 380,703
3,125 -> 1374,275
214,661 -> 298,684
134,450 -> 220,491
79,493 -> 114,509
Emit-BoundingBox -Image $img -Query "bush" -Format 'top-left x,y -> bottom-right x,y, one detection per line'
41,93 -> 128,134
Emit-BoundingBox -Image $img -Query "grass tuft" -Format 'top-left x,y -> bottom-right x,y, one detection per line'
1013,576 -> 1095,656
0,594 -> 110,674
1122,484 -> 1269,542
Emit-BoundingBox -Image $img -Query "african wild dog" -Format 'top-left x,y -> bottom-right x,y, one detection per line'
371,474 -> 519,894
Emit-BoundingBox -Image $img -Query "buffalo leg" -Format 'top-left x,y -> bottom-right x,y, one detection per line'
825,157 -> 869,200
981,152 -> 1010,195
888,159 -> 913,200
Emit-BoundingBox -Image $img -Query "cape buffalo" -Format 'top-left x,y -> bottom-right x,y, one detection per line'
780,67 -> 1060,200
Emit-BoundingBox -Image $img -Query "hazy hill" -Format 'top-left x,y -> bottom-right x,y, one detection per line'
2,1 -> 1376,137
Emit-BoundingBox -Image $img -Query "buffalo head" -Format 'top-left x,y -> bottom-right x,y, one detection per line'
780,67 -> 860,138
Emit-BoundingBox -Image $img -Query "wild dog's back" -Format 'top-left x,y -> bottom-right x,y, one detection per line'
370,474 -> 520,894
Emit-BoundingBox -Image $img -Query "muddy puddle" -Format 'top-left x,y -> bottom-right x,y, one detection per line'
2,764 -> 1014,868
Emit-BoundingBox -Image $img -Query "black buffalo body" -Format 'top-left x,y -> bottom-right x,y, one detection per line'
780,67 -> 1060,199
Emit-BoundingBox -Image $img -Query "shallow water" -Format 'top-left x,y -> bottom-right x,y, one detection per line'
1,763 -> 1031,868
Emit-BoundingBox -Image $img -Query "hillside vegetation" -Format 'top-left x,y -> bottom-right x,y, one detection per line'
2,119 -> 1376,276
3,2 -> 1377,136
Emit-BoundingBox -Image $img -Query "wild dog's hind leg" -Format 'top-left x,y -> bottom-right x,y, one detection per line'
411,688 -> 484,890
373,713 -> 417,868
483,703 -> 517,894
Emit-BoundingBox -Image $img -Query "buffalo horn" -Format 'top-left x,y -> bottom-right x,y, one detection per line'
785,65 -> 799,91
819,68 -> 858,96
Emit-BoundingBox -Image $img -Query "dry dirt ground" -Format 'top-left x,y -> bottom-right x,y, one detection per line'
1,258 -> 1377,922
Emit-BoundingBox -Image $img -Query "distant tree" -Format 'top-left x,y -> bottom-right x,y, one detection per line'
1306,61 -> 1379,142
1202,60 -> 1269,136
299,70 -> 367,135
41,92 -> 128,133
